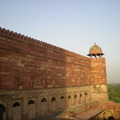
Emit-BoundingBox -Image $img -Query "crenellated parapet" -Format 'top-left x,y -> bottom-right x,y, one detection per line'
0,27 -> 60,51
0,27 -> 88,60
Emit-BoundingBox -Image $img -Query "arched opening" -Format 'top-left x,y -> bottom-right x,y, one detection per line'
85,92 -> 88,103
80,93 -> 82,104
74,94 -> 77,105
68,95 -> 71,99
51,97 -> 56,102
12,102 -> 22,120
28,100 -> 36,120
60,96 -> 65,109
68,95 -> 72,107
74,95 -> 77,98
28,100 -> 35,105
103,110 -> 114,120
41,98 -> 47,102
60,96 -> 64,99
51,97 -> 57,112
40,98 -> 48,116
0,104 -> 6,120
12,102 -> 20,107
108,116 -> 115,120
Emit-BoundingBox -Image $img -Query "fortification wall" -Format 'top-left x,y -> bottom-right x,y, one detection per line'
90,57 -> 107,85
90,57 -> 108,101
0,27 -> 112,120
0,27 -> 91,90
0,86 -> 92,120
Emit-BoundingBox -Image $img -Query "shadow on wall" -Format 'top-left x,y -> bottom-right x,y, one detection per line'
0,104 -> 6,120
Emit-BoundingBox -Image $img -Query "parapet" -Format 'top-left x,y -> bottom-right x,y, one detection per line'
0,27 -> 88,60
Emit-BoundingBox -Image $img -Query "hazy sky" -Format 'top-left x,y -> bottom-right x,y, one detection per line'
0,0 -> 120,83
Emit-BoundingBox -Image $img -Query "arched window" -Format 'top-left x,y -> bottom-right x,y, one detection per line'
108,116 -> 115,120
41,98 -> 47,102
80,94 -> 82,97
68,95 -> 71,99
0,104 -> 6,112
12,102 -> 20,107
51,97 -> 56,102
60,96 -> 64,99
74,95 -> 77,98
85,92 -> 88,96
28,100 -> 35,105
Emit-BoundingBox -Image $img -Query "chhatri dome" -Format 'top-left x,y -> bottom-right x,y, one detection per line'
87,43 -> 104,57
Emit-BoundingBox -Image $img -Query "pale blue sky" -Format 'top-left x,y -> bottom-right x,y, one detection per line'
0,0 -> 120,83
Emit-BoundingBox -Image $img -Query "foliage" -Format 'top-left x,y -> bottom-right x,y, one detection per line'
108,84 -> 120,103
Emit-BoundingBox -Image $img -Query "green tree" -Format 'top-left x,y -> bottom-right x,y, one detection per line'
108,84 -> 120,103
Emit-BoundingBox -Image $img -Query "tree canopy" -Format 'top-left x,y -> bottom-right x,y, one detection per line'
108,84 -> 120,103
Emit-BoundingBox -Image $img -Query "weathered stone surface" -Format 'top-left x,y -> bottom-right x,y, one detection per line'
0,27 -> 115,120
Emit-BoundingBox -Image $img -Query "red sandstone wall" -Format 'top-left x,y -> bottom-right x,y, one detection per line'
0,28 -> 91,90
90,57 -> 107,85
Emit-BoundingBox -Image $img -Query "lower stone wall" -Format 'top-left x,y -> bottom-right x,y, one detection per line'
0,86 -> 92,120
91,84 -> 108,102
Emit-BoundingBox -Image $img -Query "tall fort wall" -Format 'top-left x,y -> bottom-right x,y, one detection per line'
0,27 -> 110,120
0,27 -> 91,90
0,28 -> 92,120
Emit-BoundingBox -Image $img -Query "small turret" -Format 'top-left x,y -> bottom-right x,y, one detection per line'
88,43 -> 108,102
87,43 -> 104,57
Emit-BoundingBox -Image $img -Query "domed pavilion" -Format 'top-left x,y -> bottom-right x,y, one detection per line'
87,43 -> 104,57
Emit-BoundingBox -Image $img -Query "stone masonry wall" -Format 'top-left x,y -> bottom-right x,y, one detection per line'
90,57 -> 107,85
90,57 -> 108,101
0,27 -> 91,90
0,86 -> 92,120
0,27 -> 109,120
